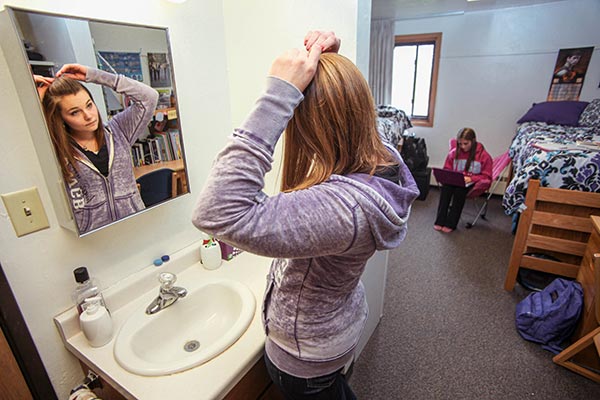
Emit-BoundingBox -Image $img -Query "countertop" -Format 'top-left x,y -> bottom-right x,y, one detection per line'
54,241 -> 271,400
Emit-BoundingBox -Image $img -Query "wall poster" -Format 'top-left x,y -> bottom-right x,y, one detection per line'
547,46 -> 594,101
147,52 -> 172,88
97,51 -> 143,81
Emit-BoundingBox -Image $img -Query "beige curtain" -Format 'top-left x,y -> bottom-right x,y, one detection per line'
368,20 -> 395,106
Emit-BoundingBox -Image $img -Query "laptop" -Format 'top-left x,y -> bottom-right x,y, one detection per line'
432,167 -> 473,188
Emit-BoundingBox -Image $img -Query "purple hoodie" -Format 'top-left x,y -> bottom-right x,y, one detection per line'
65,69 -> 158,234
192,77 -> 418,377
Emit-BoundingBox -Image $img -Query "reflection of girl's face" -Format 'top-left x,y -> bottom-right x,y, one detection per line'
458,139 -> 473,153
59,90 -> 99,136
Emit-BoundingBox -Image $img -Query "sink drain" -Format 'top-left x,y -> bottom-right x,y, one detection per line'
184,340 -> 200,352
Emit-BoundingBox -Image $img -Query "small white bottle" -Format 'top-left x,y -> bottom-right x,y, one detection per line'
200,233 -> 222,270
79,297 -> 113,347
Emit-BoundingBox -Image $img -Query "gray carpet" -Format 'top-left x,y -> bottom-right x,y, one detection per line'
350,187 -> 600,399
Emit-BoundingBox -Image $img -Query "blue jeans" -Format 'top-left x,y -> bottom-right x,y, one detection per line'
264,353 -> 357,400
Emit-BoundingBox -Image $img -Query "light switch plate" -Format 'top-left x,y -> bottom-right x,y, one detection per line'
1,187 -> 50,237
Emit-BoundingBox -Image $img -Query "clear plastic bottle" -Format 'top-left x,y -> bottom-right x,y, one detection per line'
71,266 -> 108,315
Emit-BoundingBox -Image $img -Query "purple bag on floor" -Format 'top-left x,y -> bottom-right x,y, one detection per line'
515,278 -> 583,354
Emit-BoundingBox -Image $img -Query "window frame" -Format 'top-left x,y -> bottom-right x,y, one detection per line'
393,32 -> 442,127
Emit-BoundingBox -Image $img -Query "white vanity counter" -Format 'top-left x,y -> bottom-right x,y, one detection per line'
54,242 -> 271,400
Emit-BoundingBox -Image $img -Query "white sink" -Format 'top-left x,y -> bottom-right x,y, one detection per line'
113,279 -> 256,376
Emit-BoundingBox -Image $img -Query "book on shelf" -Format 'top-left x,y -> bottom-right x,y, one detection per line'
168,129 -> 182,160
155,131 -> 174,161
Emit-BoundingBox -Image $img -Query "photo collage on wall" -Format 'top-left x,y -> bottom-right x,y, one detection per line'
547,46 -> 594,101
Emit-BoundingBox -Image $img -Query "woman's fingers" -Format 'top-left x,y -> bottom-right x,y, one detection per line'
56,63 -> 88,80
33,75 -> 54,100
304,30 -> 340,53
269,45 -> 322,92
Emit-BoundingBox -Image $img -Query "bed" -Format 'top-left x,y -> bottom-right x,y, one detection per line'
502,99 -> 600,215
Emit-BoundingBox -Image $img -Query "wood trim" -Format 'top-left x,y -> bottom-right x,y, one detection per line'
531,211 -> 592,233
0,263 -> 57,399
526,234 -> 588,257
0,327 -> 32,400
394,32 -> 442,127
520,255 -> 579,278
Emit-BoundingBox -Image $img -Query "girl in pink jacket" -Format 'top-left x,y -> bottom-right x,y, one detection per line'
434,128 -> 492,232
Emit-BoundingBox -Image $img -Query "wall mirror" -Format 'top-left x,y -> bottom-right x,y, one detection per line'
1,7 -> 190,236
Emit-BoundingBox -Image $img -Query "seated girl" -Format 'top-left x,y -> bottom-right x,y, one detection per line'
434,127 -> 492,233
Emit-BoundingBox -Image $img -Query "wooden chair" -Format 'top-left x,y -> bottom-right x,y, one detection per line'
504,179 -> 600,291
552,253 -> 600,382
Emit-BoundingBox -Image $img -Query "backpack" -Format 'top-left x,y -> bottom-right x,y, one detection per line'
400,136 -> 428,172
515,278 -> 583,354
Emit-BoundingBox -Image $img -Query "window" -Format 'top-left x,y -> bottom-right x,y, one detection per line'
392,33 -> 441,127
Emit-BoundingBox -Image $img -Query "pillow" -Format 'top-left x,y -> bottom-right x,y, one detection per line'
578,99 -> 600,128
517,101 -> 589,126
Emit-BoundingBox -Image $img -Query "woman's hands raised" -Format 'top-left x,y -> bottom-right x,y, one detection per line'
304,30 -> 341,53
269,45 -> 322,93
268,30 -> 340,92
33,75 -> 54,100
56,63 -> 88,81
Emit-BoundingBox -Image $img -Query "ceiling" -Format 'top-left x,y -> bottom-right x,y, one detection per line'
371,0 -> 567,20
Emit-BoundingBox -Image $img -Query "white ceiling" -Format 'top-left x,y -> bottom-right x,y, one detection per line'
371,0 -> 567,20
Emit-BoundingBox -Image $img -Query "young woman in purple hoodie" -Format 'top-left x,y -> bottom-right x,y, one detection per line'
193,31 -> 419,399
36,63 -> 158,234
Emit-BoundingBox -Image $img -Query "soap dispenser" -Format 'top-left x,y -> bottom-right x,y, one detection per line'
200,232 -> 222,270
79,297 -> 113,347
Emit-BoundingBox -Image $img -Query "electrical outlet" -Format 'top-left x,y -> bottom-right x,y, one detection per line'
1,187 -> 50,237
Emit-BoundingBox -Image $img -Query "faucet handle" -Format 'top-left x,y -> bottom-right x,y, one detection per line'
158,272 -> 176,290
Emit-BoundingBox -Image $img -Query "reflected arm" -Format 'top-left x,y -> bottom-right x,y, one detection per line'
86,68 -> 158,145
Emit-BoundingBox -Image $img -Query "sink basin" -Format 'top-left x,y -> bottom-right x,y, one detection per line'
113,279 -> 256,376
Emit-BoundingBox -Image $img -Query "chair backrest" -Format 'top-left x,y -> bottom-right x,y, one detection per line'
136,168 -> 174,207
491,151 -> 511,181
504,179 -> 600,291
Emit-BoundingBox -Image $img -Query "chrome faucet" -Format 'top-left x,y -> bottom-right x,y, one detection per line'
146,272 -> 187,315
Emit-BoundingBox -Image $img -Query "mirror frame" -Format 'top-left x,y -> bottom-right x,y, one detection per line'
0,6 -> 189,237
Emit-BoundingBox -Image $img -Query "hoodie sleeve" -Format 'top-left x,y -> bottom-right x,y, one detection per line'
443,149 -> 455,170
86,68 -> 159,144
192,77 -> 357,259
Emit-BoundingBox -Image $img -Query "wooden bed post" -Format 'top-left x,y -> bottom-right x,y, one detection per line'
504,180 -> 540,290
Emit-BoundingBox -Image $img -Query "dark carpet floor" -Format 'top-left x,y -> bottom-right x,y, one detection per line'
350,187 -> 600,399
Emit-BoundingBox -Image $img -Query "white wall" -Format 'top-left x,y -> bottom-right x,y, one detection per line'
392,0 -> 600,168
222,0 -> 361,194
0,0 -> 363,398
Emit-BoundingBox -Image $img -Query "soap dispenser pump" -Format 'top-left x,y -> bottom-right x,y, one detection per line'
79,297 -> 113,347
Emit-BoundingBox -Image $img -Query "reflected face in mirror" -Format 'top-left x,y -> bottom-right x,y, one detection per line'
59,91 -> 100,135
8,8 -> 190,236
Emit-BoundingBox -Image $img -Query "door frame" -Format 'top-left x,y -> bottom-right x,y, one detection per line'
0,262 -> 57,399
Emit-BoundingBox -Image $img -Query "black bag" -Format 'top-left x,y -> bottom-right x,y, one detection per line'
401,136 -> 428,172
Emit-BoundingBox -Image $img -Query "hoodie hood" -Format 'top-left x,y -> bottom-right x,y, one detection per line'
331,158 -> 419,250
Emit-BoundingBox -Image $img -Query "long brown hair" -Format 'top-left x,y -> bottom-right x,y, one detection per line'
42,77 -> 105,179
455,127 -> 478,173
281,53 -> 395,192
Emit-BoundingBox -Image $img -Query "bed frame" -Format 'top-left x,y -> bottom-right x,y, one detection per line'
504,179 -> 600,369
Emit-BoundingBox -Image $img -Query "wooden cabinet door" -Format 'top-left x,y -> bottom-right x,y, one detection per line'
0,328 -> 33,400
